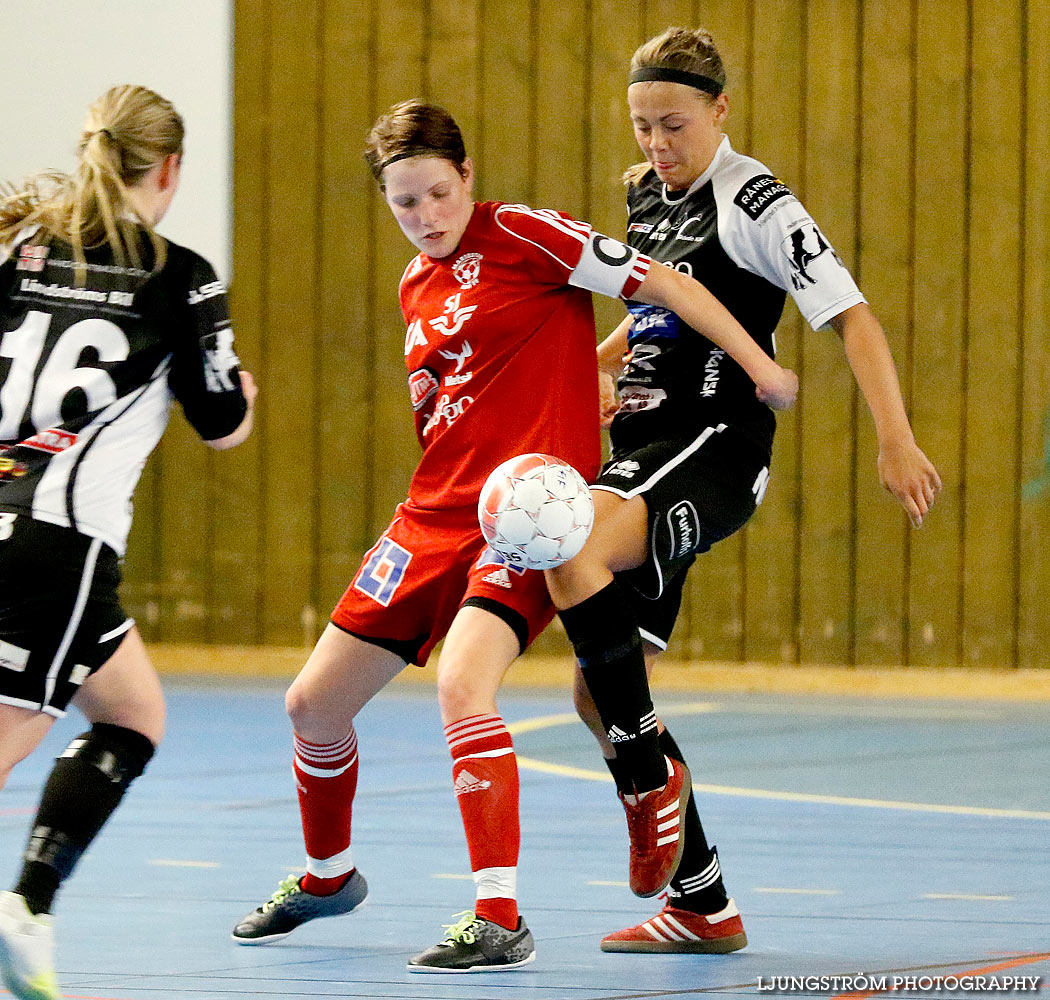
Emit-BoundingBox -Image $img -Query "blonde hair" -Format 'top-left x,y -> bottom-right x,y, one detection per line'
0,85 -> 184,274
623,27 -> 726,187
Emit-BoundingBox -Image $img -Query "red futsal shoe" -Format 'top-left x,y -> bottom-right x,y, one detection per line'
620,756 -> 691,897
600,898 -> 747,954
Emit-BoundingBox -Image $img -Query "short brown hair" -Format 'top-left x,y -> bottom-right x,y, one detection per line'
364,100 -> 467,184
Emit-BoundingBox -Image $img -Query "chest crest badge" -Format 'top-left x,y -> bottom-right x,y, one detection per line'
452,252 -> 482,289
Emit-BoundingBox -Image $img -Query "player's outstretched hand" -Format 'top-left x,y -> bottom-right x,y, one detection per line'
755,366 -> 798,411
598,370 -> 620,429
878,439 -> 942,528
239,370 -> 259,408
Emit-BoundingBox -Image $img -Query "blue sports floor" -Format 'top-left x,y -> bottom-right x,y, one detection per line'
1,676 -> 1048,999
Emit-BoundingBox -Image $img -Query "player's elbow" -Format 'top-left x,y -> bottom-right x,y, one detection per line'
204,410 -> 254,450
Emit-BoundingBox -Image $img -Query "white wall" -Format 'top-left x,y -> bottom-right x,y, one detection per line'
0,1 -> 233,279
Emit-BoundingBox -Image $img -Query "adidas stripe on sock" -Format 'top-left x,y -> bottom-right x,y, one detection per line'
445,714 -> 520,929
294,728 -> 359,896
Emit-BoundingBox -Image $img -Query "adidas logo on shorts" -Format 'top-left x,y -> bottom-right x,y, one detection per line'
607,725 -> 634,743
454,769 -> 492,795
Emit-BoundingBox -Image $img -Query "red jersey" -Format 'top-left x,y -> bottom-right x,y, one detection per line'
401,200 -> 651,509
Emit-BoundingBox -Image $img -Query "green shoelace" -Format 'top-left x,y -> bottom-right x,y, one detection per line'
262,875 -> 301,911
440,910 -> 481,945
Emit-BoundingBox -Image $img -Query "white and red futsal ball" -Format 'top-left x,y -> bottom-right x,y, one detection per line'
478,453 -> 595,570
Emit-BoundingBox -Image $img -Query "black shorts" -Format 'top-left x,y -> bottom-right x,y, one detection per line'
595,423 -> 770,649
0,515 -> 131,717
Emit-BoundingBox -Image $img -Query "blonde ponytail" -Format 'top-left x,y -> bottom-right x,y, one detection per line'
0,85 -> 184,276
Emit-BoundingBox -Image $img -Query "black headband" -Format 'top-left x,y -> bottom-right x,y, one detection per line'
377,147 -> 450,173
628,66 -> 723,97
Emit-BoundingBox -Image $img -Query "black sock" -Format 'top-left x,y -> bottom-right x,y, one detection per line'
561,582 -> 666,793
659,728 -> 730,915
14,723 -> 155,915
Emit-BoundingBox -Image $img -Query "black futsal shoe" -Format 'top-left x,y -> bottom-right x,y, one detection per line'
231,870 -> 367,944
407,911 -> 536,973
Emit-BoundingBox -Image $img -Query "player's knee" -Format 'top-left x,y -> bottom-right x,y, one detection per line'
546,545 -> 607,605
436,667 -> 470,719
436,660 -> 494,723
284,681 -> 310,728
285,678 -> 331,732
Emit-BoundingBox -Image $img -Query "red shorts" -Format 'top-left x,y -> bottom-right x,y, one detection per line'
331,501 -> 555,666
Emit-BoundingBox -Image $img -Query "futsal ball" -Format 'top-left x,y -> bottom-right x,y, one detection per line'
478,453 -> 595,570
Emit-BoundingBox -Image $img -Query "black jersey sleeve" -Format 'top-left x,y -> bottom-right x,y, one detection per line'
164,248 -> 248,441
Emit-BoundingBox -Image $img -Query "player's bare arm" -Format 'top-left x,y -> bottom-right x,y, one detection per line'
596,316 -> 633,428
632,261 -> 798,410
829,303 -> 942,527
206,370 -> 258,450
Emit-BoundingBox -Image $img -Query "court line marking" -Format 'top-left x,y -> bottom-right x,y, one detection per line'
147,859 -> 221,868
430,872 -> 474,880
924,892 -> 1013,901
509,715 -> 1050,821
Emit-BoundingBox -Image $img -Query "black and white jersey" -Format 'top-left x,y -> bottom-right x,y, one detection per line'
0,233 -> 247,555
615,135 -> 865,457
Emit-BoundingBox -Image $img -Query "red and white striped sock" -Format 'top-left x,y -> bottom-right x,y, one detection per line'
445,713 -> 520,930
293,727 -> 359,896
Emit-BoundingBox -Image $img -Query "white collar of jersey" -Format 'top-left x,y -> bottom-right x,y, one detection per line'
660,134 -> 733,205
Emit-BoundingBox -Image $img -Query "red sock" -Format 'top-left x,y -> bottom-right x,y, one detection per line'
293,728 -> 359,896
445,714 -> 519,929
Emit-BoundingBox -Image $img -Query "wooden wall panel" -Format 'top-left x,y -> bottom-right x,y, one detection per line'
963,0 -> 1024,666
742,0 -> 804,664
215,0 -> 267,645
532,0 -> 588,215
155,419 -> 211,641
797,0 -> 860,665
145,0 -> 1048,668
479,0 -> 534,206
314,5 -> 378,629
369,1 -> 426,532
1019,2 -> 1050,668
908,0 -> 967,667
257,0 -> 323,644
427,0 -> 482,154
588,0 -> 642,340
853,0 -> 913,665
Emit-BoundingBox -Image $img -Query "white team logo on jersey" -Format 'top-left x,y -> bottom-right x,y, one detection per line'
422,394 -> 474,436
781,222 -> 842,290
188,279 -> 227,305
429,293 -> 478,338
618,386 -> 667,414
452,252 -> 482,289
606,460 -> 640,479
676,216 -> 709,244
438,340 -> 473,372
202,328 -> 240,392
